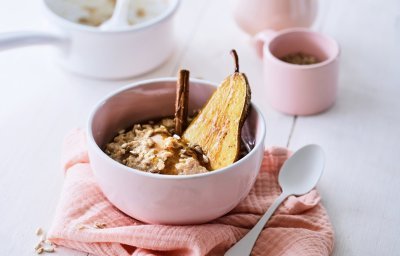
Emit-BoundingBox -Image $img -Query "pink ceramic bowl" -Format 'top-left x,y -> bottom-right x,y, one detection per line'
87,78 -> 266,225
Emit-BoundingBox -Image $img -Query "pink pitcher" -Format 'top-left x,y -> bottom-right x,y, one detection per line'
234,0 -> 318,36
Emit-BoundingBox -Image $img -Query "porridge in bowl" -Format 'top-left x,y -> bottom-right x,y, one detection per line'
105,117 -> 210,175
87,51 -> 265,223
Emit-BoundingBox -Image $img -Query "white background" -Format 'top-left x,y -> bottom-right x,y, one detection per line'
0,0 -> 399,255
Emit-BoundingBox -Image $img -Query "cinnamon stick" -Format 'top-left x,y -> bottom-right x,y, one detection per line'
175,69 -> 190,135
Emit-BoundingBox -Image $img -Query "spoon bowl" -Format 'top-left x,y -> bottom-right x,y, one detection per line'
279,144 -> 325,195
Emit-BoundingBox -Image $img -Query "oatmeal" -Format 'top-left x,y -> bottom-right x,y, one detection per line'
104,118 -> 210,175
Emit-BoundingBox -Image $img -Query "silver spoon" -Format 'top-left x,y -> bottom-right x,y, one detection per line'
225,144 -> 325,256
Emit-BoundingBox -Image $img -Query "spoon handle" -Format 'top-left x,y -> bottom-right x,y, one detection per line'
100,0 -> 130,29
224,192 -> 289,256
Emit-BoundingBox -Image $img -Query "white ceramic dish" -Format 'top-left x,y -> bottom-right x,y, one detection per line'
0,0 -> 180,79
87,78 -> 266,224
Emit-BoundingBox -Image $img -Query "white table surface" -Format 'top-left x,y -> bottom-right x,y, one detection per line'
1,0 -> 399,255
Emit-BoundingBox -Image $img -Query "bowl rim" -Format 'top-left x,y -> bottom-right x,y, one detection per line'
87,77 -> 266,180
42,0 -> 180,34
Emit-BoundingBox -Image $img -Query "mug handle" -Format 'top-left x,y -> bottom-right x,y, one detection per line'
252,29 -> 278,59
0,31 -> 66,51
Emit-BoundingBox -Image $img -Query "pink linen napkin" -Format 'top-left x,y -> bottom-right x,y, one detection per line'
48,129 -> 334,256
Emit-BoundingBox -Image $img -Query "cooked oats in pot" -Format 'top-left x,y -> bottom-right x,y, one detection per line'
104,118 -> 210,175
46,0 -> 171,27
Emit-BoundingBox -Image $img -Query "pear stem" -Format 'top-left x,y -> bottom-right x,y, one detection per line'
230,49 -> 239,73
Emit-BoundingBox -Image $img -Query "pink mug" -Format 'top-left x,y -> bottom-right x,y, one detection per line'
254,28 -> 340,115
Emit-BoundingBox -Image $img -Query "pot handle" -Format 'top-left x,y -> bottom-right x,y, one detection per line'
252,29 -> 278,59
0,31 -> 66,51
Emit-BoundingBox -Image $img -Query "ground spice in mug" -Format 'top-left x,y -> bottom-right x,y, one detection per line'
280,52 -> 320,65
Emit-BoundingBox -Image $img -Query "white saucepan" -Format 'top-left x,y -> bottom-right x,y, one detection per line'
0,0 -> 180,79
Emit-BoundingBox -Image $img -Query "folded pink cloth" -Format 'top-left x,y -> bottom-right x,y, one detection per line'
48,129 -> 334,256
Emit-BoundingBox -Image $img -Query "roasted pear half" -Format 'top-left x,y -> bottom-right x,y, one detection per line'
183,50 -> 251,170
